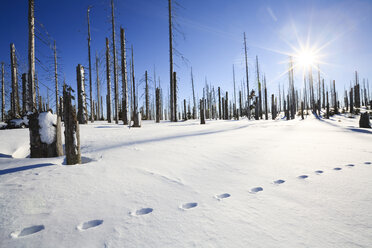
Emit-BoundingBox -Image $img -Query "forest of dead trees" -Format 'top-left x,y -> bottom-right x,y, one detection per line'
0,0 -> 371,162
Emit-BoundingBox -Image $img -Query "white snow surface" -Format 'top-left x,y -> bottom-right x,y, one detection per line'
0,115 -> 372,247
38,112 -> 57,144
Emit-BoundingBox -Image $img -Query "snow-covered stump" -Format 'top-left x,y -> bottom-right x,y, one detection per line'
29,111 -> 63,158
359,113 -> 371,128
63,85 -> 81,165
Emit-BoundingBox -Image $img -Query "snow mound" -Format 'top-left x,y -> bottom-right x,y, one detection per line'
38,112 -> 57,144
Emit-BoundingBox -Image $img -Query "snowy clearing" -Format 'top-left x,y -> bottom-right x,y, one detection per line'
0,115 -> 371,248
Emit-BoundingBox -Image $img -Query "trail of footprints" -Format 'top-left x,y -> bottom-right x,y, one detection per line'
10,161 -> 371,238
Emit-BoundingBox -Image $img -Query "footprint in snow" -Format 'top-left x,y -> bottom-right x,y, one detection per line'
333,167 -> 342,171
11,225 -> 45,238
215,193 -> 231,200
77,220 -> 103,231
298,175 -> 308,179
180,202 -> 198,210
250,187 -> 263,193
346,164 -> 355,167
273,179 -> 285,184
315,170 -> 324,174
364,162 -> 371,165
131,208 -> 153,216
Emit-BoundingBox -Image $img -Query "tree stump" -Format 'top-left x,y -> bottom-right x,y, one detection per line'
63,85 -> 81,165
29,111 -> 63,158
359,112 -> 371,128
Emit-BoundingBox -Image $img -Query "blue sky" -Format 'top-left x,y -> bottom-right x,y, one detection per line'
0,0 -> 371,111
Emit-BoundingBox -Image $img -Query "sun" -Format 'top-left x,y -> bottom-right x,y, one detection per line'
294,49 -> 318,68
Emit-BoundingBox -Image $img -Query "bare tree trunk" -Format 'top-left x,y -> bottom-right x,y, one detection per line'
256,56 -> 262,119
28,0 -> 36,112
200,99 -> 205,124
131,46 -> 140,127
264,78 -> 268,120
87,7 -> 93,122
76,64 -> 87,124
326,91 -> 329,119
106,38 -> 112,122
53,41 -> 59,116
10,43 -> 20,118
244,32 -> 250,119
218,87 -> 221,119
173,71 -> 177,121
120,27 -> 128,125
191,68 -> 196,119
156,88 -> 160,123
111,0 -> 119,124
95,53 -> 101,120
350,89 -> 354,114
22,73 -> 27,115
63,85 -> 81,165
145,70 -> 149,120
168,0 -> 174,122
1,63 -> 4,121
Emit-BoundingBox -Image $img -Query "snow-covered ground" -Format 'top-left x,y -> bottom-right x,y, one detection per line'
0,115 -> 371,248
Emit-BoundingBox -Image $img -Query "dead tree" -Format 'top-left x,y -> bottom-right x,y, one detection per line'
95,53 -> 101,120
22,73 -> 28,114
359,112 -> 371,128
191,68 -> 196,119
156,88 -> 160,123
120,27 -> 128,125
225,92 -> 229,120
350,89 -> 354,114
256,56 -> 262,119
87,7 -> 93,122
111,0 -> 119,124
53,41 -> 59,116
218,87 -> 221,119
200,99 -> 205,124
28,0 -> 36,112
271,94 -> 276,120
145,71 -> 149,120
131,46 -> 140,127
183,99 -> 187,120
264,76 -> 268,120
326,91 -> 329,119
106,37 -> 112,122
173,71 -> 177,121
333,80 -> 338,114
29,110 -> 63,158
168,0 -> 175,122
244,32 -> 250,119
10,43 -> 20,118
301,101 -> 304,120
1,63 -> 4,121
76,64 -> 87,124
63,85 -> 81,165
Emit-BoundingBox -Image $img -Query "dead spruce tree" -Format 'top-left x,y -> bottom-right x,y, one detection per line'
106,37 -> 112,122
28,0 -> 36,112
95,53 -> 101,120
53,41 -> 59,116
111,0 -> 119,124
76,64 -> 88,124
87,7 -> 93,122
29,110 -> 63,158
10,43 -> 20,118
131,46 -> 140,127
200,99 -> 205,124
120,27 -> 128,125
244,32 -> 250,119
1,62 -> 4,121
156,87 -> 160,123
22,73 -> 28,114
63,85 -> 81,165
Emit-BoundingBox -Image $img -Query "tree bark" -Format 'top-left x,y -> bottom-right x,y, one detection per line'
76,64 -> 87,124
28,0 -> 36,112
111,0 -> 119,124
87,8 -> 93,122
63,85 -> 81,165
106,38 -> 112,122
120,27 -> 128,125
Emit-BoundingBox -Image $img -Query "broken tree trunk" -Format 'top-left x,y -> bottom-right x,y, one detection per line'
200,99 -> 205,124
63,85 -> 81,165
29,111 -> 63,158
359,112 -> 371,128
120,27 -> 128,125
156,88 -> 160,123
106,38 -> 112,123
76,64 -> 88,124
